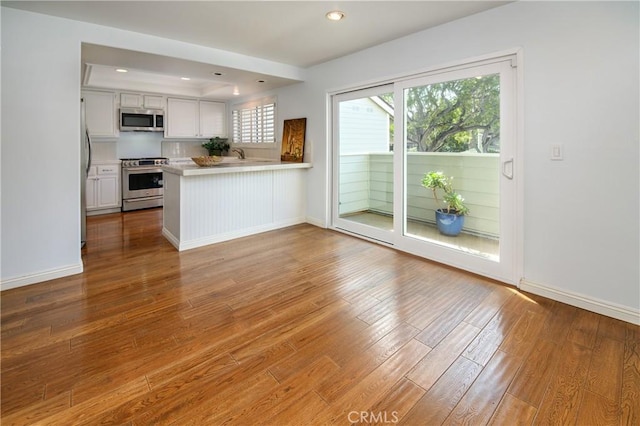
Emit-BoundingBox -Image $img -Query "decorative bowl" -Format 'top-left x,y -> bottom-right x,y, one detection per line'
191,156 -> 223,167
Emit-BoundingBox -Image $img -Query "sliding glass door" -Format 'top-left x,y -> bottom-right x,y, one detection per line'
395,59 -> 517,283
332,55 -> 519,284
332,85 -> 395,244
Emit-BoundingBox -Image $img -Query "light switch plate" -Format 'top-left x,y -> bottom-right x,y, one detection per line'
551,144 -> 563,161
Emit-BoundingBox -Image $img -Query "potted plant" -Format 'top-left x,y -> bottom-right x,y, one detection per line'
421,171 -> 469,236
202,137 -> 230,156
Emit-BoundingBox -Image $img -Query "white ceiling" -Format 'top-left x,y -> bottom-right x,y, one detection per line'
80,43 -> 302,100
3,1 -> 510,100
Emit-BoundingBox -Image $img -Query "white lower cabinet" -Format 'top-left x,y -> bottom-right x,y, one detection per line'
87,164 -> 121,214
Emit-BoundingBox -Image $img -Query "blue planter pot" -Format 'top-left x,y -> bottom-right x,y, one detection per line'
435,209 -> 465,236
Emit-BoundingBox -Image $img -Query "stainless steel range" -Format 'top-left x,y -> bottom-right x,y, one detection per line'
121,157 -> 168,211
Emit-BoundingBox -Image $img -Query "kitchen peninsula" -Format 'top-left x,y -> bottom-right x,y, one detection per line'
162,159 -> 311,251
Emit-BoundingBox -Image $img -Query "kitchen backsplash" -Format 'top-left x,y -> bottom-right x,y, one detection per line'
92,135 -> 284,161
91,140 -> 118,161
91,135 -> 209,161
118,132 -> 163,158
162,140 -> 207,158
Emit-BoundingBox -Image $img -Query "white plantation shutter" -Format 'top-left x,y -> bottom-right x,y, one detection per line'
232,97 -> 276,144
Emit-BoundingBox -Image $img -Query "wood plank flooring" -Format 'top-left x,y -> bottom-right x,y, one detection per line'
1,208 -> 638,425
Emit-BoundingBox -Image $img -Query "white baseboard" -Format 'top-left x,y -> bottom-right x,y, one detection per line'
165,217 -> 307,251
161,228 -> 181,251
305,216 -> 327,228
520,279 -> 640,325
87,207 -> 121,216
1,263 -> 84,291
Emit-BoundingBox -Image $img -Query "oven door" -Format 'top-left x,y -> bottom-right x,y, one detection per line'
122,167 -> 164,199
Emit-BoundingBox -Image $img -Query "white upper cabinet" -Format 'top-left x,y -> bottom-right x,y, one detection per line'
120,93 -> 164,109
166,98 -> 226,138
120,93 -> 142,108
144,95 -> 164,109
83,90 -> 117,137
199,101 -> 226,138
84,90 -> 220,139
166,98 -> 199,137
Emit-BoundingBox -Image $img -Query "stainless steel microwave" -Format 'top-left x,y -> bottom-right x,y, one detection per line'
120,108 -> 164,132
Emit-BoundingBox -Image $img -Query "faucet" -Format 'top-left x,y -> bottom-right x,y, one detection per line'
232,148 -> 245,159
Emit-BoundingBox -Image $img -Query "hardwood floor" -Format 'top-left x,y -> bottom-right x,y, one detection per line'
1,208 -> 638,425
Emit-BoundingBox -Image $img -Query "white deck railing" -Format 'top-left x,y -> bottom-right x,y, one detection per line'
339,152 -> 500,238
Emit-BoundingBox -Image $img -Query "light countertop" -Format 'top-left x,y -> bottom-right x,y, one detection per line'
163,159 -> 312,176
91,160 -> 121,165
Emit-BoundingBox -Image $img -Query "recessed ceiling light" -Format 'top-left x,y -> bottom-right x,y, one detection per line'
256,79 -> 266,83
181,77 -> 191,81
115,68 -> 128,73
212,72 -> 224,76
326,10 -> 345,21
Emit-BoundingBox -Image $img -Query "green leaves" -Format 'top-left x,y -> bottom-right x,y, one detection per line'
406,74 -> 500,153
421,171 -> 469,215
443,191 -> 469,215
202,137 -> 230,155
421,171 -> 449,191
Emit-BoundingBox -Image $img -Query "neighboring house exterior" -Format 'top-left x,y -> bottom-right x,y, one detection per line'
339,97 -> 391,155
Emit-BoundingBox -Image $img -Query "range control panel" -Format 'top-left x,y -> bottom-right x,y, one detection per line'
121,158 -> 168,167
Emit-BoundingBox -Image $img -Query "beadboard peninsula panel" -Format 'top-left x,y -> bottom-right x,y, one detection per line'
163,172 -> 181,241
273,169 -> 307,222
162,164 -> 310,251
182,172 -> 273,240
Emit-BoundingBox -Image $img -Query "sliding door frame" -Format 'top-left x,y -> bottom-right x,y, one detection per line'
328,49 -> 524,286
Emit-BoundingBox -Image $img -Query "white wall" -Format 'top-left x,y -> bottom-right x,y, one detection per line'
2,9 -> 83,286
2,3 -> 638,323
273,2 -> 640,320
0,7 -> 305,288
